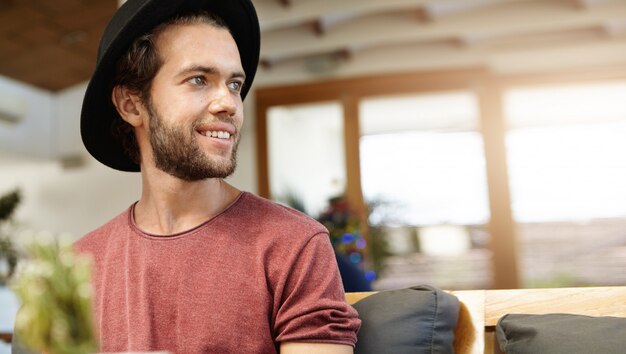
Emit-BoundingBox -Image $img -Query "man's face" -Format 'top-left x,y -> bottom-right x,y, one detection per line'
143,23 -> 245,181
145,95 -> 239,181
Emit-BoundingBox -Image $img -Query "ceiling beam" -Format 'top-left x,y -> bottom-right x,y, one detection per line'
255,36 -> 626,88
309,19 -> 324,36
571,0 -> 614,10
260,0 -> 626,62
258,0 -> 441,31
413,7 -> 434,23
257,0 -> 535,32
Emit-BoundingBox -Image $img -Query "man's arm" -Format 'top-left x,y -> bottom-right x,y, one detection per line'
280,342 -> 353,354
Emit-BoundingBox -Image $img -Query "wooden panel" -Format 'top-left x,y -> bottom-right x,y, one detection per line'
0,6 -> 46,33
345,291 -> 375,304
476,79 -> 520,290
451,290 -> 485,354
484,286 -> 626,327
3,43 -> 94,90
33,0 -> 85,16
76,20 -> 110,56
341,95 -> 365,218
256,67 -> 488,106
0,0 -> 113,91
14,24 -> 60,45
51,0 -> 116,32
0,36 -> 25,62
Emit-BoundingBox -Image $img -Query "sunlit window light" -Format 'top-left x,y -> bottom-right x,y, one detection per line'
267,102 -> 346,216
505,82 -> 626,222
359,91 -> 489,227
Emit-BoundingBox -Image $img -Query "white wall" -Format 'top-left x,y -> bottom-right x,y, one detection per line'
0,76 -> 55,158
0,76 -> 258,241
0,152 -> 141,239
0,78 -> 90,160
55,82 -> 89,158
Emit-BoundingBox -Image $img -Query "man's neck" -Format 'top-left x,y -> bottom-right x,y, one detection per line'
133,167 -> 241,235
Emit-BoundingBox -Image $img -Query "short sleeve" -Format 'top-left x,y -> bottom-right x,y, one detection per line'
273,233 -> 361,346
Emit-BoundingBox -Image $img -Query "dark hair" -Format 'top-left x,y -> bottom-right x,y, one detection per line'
110,12 -> 230,164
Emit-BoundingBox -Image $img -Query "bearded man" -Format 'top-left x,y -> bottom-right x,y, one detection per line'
74,1 -> 360,353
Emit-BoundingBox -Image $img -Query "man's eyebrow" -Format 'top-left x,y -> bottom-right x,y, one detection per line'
231,71 -> 246,81
177,65 -> 246,80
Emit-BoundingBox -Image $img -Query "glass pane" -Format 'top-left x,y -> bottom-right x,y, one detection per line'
505,82 -> 626,287
361,131 -> 488,226
507,124 -> 626,222
359,91 -> 491,290
267,102 -> 345,217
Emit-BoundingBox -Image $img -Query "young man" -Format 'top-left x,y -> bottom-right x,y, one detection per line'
75,1 -> 360,353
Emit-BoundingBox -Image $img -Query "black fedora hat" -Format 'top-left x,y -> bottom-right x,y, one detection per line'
80,0 -> 260,172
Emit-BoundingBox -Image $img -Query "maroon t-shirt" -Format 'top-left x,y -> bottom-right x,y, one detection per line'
75,192 -> 360,353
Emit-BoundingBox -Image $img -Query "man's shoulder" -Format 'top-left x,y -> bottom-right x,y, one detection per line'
74,206 -> 131,252
234,192 -> 326,233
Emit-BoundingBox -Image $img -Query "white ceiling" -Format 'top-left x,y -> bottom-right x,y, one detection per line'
253,0 -> 626,87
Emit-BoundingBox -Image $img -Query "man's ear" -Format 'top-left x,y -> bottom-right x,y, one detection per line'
112,85 -> 145,127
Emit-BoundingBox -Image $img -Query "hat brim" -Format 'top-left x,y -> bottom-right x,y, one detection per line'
80,0 -> 260,172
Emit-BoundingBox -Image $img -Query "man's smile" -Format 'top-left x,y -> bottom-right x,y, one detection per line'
199,130 -> 231,139
194,120 -> 237,144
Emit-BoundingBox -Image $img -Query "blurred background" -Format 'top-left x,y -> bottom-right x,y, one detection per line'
2,1 -> 626,344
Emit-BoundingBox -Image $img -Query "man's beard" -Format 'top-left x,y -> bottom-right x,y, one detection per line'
146,99 -> 238,181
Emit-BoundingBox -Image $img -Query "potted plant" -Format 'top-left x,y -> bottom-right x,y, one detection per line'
11,238 -> 98,354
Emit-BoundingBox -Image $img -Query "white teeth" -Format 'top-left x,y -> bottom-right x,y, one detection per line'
203,131 -> 231,139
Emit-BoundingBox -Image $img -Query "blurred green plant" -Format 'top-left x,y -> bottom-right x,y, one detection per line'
0,189 -> 20,285
11,239 -> 98,354
525,272 -> 587,289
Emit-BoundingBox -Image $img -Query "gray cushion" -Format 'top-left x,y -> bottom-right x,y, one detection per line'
352,284 -> 460,354
496,313 -> 626,354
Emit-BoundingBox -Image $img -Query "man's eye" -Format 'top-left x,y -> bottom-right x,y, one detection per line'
189,76 -> 206,86
228,81 -> 243,92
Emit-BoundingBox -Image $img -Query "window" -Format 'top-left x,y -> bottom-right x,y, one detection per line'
359,91 -> 492,289
505,82 -> 626,287
257,68 -> 626,290
360,92 -> 489,226
267,101 -> 346,217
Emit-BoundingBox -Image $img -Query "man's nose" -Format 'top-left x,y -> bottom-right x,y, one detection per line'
208,85 -> 237,117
